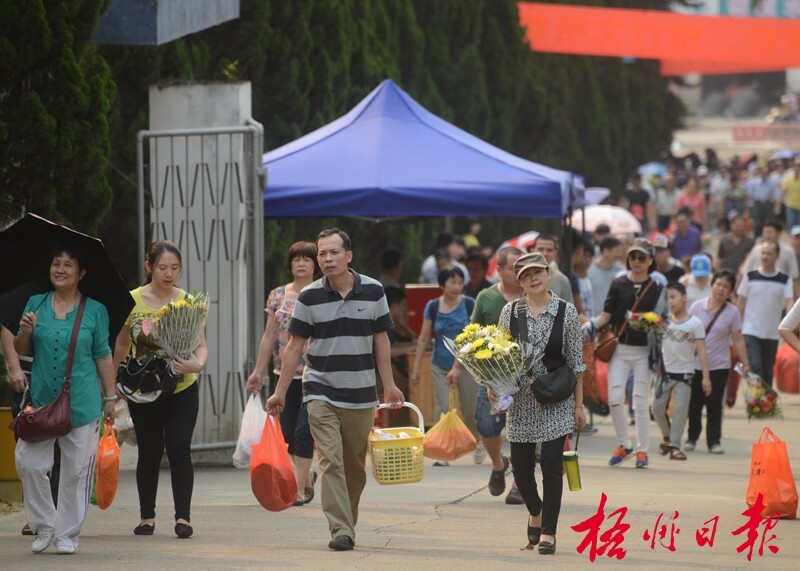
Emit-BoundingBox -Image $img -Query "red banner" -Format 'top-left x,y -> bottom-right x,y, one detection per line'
732,124 -> 800,143
518,3 -> 800,75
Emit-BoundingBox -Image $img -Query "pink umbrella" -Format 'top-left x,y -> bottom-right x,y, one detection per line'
569,205 -> 642,235
487,231 -> 540,279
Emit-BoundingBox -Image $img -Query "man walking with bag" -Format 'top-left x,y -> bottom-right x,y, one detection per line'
267,228 -> 403,552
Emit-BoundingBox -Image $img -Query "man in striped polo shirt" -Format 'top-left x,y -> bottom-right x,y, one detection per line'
736,240 -> 794,388
267,228 -> 404,552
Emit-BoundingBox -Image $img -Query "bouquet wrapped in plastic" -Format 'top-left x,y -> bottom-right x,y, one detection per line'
735,363 -> 782,420
626,311 -> 665,334
150,291 -> 210,359
444,324 -> 536,412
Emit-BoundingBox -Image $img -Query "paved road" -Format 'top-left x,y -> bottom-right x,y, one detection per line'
2,391 -> 798,570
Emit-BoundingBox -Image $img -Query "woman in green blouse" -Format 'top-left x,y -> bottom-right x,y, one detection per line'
14,246 -> 117,555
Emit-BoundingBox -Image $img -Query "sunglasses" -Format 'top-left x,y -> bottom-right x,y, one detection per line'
628,253 -> 649,262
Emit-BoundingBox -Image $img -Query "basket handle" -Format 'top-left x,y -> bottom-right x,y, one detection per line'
377,402 -> 425,433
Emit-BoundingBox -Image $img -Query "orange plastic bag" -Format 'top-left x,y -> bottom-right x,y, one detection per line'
423,387 -> 477,461
96,424 -> 120,510
774,342 -> 800,394
746,426 -> 798,519
250,415 -> 297,511
594,359 -> 609,405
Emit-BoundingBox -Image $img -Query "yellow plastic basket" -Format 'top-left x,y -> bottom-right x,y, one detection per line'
369,402 -> 425,485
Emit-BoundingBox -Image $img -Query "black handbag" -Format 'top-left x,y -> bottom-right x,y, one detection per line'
9,296 -> 86,442
511,299 -> 577,404
116,355 -> 178,403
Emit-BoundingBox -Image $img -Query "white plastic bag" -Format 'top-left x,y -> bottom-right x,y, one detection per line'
232,393 -> 268,468
113,399 -> 137,447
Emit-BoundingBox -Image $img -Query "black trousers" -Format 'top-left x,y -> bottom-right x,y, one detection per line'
279,378 -> 314,458
128,382 -> 199,521
510,435 -> 567,536
687,369 -> 728,448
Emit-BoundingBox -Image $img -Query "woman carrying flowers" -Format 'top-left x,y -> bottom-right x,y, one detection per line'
411,266 -> 478,466
583,238 -> 663,469
113,240 -> 208,539
495,252 -> 586,555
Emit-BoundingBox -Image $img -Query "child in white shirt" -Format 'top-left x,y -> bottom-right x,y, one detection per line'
653,282 -> 711,460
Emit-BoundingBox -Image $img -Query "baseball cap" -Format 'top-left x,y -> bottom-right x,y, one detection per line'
791,225 -> 800,237
514,252 -> 549,280
690,254 -> 711,277
627,238 -> 654,258
652,234 -> 669,250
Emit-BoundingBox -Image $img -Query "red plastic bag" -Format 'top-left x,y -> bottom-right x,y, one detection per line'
746,426 -> 798,519
250,415 -> 297,511
96,424 -> 120,510
423,387 -> 476,461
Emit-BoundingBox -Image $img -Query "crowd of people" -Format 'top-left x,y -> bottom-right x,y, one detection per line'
4,149 -> 800,557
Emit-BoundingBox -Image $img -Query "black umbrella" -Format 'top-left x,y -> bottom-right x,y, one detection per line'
0,214 -> 135,346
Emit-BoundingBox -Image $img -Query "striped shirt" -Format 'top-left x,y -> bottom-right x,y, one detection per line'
290,270 -> 392,409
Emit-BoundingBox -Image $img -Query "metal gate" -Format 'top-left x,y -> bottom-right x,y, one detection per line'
136,121 -> 265,450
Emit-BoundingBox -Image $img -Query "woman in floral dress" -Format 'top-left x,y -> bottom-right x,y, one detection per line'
247,241 -> 318,505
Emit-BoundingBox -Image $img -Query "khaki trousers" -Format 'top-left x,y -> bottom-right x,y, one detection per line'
307,399 -> 375,541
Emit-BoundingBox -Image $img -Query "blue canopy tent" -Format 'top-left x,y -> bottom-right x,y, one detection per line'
263,79 -> 579,219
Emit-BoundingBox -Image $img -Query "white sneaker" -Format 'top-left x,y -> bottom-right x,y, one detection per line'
709,444 -> 725,454
56,540 -> 76,555
31,528 -> 54,553
473,442 -> 486,465
684,441 -> 696,452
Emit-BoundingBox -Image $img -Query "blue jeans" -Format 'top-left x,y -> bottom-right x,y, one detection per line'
475,386 -> 506,438
744,335 -> 779,388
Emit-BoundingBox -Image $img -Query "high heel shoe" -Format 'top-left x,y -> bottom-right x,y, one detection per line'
527,514 -> 541,546
538,537 -> 556,555
527,525 -> 541,546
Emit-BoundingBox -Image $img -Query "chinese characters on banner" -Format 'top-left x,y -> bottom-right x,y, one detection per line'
572,492 -> 781,562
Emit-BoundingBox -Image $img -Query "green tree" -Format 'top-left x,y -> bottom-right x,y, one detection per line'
0,0 -> 114,233
96,0 -> 684,292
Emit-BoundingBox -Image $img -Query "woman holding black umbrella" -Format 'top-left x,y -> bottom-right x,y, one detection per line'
114,240 -> 207,539
13,246 -> 117,555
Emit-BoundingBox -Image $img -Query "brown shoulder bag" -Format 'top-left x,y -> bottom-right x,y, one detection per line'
9,296 -> 86,442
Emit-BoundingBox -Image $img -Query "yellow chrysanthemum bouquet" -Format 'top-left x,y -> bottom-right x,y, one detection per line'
626,311 -> 665,334
444,324 -> 536,412
151,291 -> 210,359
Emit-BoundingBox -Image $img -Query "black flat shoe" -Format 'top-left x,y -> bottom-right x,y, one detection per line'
527,525 -> 541,546
174,523 -> 193,538
133,523 -> 154,536
538,538 -> 556,555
